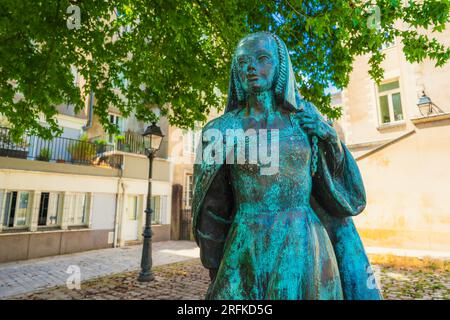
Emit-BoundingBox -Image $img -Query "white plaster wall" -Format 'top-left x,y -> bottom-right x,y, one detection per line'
120,178 -> 172,225
0,170 -> 120,193
0,170 -> 172,232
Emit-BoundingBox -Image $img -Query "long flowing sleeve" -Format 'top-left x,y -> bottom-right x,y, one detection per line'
312,139 -> 366,218
193,164 -> 234,270
302,101 -> 366,218
191,115 -> 236,273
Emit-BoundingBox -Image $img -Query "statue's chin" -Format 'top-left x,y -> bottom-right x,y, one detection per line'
245,85 -> 271,95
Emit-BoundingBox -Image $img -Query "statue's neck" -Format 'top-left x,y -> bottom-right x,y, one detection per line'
247,91 -> 276,117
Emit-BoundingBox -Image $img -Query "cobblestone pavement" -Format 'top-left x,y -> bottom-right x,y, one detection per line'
8,259 -> 450,300
10,259 -> 210,300
0,241 -> 199,299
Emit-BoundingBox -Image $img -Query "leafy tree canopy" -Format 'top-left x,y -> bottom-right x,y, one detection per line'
1,0 -> 449,140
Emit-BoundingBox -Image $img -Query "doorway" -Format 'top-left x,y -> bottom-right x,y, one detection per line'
124,195 -> 139,241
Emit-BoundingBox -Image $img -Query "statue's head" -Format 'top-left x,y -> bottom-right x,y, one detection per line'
234,33 -> 279,94
226,32 -> 302,113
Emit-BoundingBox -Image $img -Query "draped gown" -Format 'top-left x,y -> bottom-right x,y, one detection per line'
192,103 -> 382,300
206,117 -> 343,299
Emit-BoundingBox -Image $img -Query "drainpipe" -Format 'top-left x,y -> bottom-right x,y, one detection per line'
83,57 -> 95,132
113,164 -> 124,248
82,90 -> 94,131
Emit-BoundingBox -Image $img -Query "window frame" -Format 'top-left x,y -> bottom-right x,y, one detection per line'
183,123 -> 201,155
108,113 -> 125,144
376,79 -> 405,126
150,195 -> 161,225
38,192 -> 62,227
184,173 -> 194,209
66,193 -> 90,227
2,190 -> 31,229
127,195 -> 138,221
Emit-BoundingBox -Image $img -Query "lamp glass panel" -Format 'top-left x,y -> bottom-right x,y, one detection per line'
151,135 -> 163,150
143,136 -> 151,149
419,105 -> 431,116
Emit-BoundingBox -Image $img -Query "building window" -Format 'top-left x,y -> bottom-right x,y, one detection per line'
127,195 -> 138,221
381,39 -> 396,50
108,113 -> 124,144
184,174 -> 193,209
67,193 -> 89,226
70,65 -> 79,86
115,8 -> 133,37
377,80 -> 404,124
151,196 -> 161,224
149,195 -> 167,225
38,192 -> 61,226
2,191 -> 30,228
183,129 -> 201,154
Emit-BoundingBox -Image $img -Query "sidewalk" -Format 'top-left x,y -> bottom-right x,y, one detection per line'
0,240 -> 199,299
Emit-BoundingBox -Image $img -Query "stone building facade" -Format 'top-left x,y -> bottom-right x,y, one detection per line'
334,22 -> 450,253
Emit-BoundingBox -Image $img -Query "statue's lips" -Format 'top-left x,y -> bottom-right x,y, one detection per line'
247,76 -> 259,82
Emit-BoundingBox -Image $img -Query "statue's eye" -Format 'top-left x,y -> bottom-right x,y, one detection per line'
258,55 -> 269,62
238,59 -> 247,67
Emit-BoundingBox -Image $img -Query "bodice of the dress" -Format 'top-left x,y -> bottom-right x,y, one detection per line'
229,121 -> 313,213
210,117 -> 345,300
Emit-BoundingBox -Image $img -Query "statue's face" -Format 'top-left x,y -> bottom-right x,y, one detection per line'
235,34 -> 279,94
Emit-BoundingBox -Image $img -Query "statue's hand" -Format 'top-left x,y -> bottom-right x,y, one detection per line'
297,112 -> 337,142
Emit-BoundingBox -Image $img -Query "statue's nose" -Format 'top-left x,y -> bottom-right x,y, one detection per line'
247,61 -> 256,72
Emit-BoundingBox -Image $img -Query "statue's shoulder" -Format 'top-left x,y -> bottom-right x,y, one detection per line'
295,96 -> 328,122
202,109 -> 242,133
295,96 -> 318,115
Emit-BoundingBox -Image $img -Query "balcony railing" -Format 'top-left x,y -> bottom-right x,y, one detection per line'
0,126 -> 122,169
91,130 -> 146,156
117,130 -> 146,155
91,129 -> 171,159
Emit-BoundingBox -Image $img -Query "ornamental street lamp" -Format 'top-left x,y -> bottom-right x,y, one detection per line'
138,122 -> 164,282
417,91 -> 443,117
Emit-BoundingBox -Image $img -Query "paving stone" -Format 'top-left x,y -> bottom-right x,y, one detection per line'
2,240 -> 448,300
0,241 -> 198,299
5,259 -> 449,300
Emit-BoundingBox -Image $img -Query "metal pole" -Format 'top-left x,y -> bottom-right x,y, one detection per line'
138,150 -> 155,282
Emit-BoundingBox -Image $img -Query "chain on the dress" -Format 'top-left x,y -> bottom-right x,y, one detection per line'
311,135 -> 318,176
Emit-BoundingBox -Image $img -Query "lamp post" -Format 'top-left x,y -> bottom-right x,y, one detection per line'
138,122 -> 164,282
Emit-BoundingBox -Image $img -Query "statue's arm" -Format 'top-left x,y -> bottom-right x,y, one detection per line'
301,101 -> 366,218
298,100 -> 345,174
318,127 -> 346,176
194,165 -> 234,280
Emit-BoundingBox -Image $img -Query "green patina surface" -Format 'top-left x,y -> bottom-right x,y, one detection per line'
192,32 -> 382,300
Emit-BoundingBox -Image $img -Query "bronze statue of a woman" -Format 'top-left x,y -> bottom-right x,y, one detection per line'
192,32 -> 382,300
